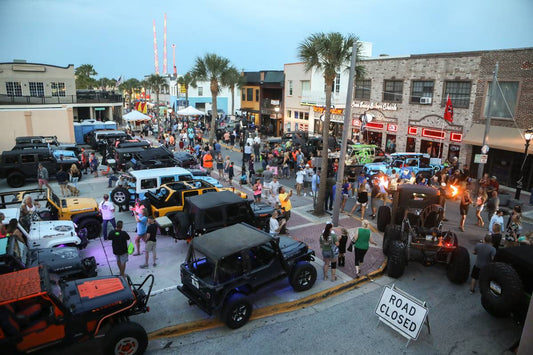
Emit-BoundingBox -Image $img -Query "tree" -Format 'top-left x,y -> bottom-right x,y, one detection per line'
118,78 -> 141,108
222,66 -> 245,116
298,32 -> 364,215
177,72 -> 196,107
75,64 -> 98,89
191,53 -> 232,144
145,74 -> 169,133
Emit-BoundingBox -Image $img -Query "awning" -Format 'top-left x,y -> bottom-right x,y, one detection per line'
463,124 -> 530,153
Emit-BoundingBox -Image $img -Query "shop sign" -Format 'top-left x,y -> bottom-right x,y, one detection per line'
422,128 -> 445,140
271,99 -> 280,105
352,118 -> 361,127
408,127 -> 418,135
366,122 -> 385,130
387,124 -> 398,132
313,106 -> 344,115
450,132 -> 463,142
352,101 -> 398,111
474,154 -> 488,164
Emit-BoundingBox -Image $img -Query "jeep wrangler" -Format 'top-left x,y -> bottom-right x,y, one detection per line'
0,266 -> 153,354
178,223 -> 316,329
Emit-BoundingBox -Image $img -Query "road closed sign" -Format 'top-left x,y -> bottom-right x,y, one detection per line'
375,285 -> 429,341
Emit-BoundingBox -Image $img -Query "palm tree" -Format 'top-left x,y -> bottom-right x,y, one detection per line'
75,64 -> 98,89
222,66 -> 245,116
191,53 -> 232,144
118,78 -> 141,108
146,74 -> 169,133
298,32 -> 364,215
177,72 -> 196,107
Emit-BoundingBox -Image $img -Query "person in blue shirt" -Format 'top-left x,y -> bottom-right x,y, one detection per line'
133,207 -> 148,256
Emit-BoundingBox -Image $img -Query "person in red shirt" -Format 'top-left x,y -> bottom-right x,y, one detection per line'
202,150 -> 213,175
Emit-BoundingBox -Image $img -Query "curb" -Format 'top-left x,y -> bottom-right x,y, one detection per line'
148,256 -> 388,340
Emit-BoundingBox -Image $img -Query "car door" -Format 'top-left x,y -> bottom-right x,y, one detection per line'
245,244 -> 285,289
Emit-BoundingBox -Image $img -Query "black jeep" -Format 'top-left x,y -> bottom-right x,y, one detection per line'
380,184 -> 470,284
171,191 -> 274,240
178,223 -> 316,329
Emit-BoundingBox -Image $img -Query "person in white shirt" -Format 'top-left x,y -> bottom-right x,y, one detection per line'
253,135 -> 261,145
488,209 -> 504,235
99,194 -> 116,240
295,167 -> 306,196
269,176 -> 280,205
269,210 -> 286,236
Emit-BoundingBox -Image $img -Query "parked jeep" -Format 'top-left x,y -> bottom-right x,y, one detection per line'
364,152 -> 442,179
0,148 -> 80,188
0,266 -> 153,354
380,184 -> 470,284
178,223 -> 316,329
14,135 -> 79,155
172,191 -> 274,240
0,235 -> 96,279
479,245 -> 533,320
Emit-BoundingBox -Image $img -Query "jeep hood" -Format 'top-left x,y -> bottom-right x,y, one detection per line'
64,197 -> 98,211
278,235 -> 310,259
27,220 -> 80,249
364,162 -> 388,171
29,247 -> 85,276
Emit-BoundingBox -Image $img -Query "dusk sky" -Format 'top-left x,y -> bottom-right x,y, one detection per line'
1,0 -> 532,80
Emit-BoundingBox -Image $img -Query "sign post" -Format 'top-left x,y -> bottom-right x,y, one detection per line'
375,285 -> 430,347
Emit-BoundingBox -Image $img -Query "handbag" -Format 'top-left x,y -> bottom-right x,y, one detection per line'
331,240 -> 339,256
347,240 -> 354,252
128,242 -> 135,255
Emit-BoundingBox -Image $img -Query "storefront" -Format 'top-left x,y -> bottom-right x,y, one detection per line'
351,103 -> 399,151
312,106 -> 345,137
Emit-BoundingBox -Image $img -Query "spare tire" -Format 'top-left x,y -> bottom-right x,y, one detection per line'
479,262 -> 523,317
377,206 -> 391,232
111,187 -> 130,206
446,246 -> 470,284
6,172 -> 25,188
383,224 -> 402,256
387,241 -> 406,278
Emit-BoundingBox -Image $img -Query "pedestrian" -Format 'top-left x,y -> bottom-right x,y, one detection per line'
311,168 -> 320,208
338,228 -> 349,267
108,220 -> 130,277
228,161 -> 234,186
89,153 -> 99,177
244,143 -> 252,162
485,191 -> 499,223
459,190 -> 472,232
295,167 -> 305,196
490,223 -> 503,250
469,234 -> 496,294
56,166 -> 69,197
133,207 -> 148,256
506,205 -> 522,242
269,210 -> 286,236
278,186 -> 293,223
216,153 -> 224,180
350,179 -> 369,219
324,175 -> 336,211
340,178 -> 351,212
202,148 -> 213,176
99,194 -> 116,240
350,220 -> 377,278
319,221 -> 339,281
69,164 -> 81,190
253,178 -> 262,203
475,188 -> 488,227
488,209 -> 504,236
37,163 -> 51,191
369,179 -> 380,219
269,176 -> 280,205
140,217 -> 157,268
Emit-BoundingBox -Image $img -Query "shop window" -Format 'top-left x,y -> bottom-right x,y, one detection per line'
420,140 -> 442,158
406,137 -> 416,152
303,112 -> 309,120
443,81 -> 471,108
51,82 -> 66,97
385,134 -> 396,154
448,144 -> 461,161
29,82 -> 44,97
410,81 -> 434,104
294,112 -> 299,119
355,79 -> 371,100
6,82 -> 22,96
246,88 -> 253,101
383,80 -> 403,103
483,81 -> 518,119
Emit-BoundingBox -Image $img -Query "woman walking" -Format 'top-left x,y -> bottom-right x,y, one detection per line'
319,221 -> 339,281
338,228 -> 349,267
216,153 -> 224,181
69,164 -> 81,189
475,188 -> 487,227
350,220 -> 377,278
253,179 -> 262,203
459,190 -> 473,232
350,179 -> 369,219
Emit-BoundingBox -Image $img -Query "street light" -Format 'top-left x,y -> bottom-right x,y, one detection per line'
514,128 -> 533,200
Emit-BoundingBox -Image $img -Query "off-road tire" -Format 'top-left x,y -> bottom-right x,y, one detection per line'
6,172 -> 25,188
103,321 -> 148,355
78,217 -> 102,239
222,293 -> 252,329
479,262 -> 524,317
377,206 -> 391,232
290,261 -> 317,292
387,241 -> 406,278
446,246 -> 470,284
383,224 -> 402,256
111,187 -> 130,206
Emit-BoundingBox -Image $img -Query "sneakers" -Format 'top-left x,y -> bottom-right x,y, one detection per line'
153,263 -> 157,267
139,264 -> 148,269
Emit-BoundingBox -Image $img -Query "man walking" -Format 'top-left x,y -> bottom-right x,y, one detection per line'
470,234 -> 496,294
133,208 -> 148,256
37,164 -> 51,191
99,194 -> 116,240
140,217 -> 157,268
108,220 -> 130,277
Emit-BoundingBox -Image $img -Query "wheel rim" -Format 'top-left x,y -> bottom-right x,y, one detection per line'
231,304 -> 249,323
114,336 -> 139,355
489,280 -> 502,296
82,222 -> 100,238
113,191 -> 126,204
297,270 -> 311,287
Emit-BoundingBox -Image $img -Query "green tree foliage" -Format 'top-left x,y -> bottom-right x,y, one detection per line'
222,66 -> 245,116
75,64 -> 98,89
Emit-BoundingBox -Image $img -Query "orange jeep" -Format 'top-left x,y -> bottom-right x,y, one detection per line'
0,266 -> 154,354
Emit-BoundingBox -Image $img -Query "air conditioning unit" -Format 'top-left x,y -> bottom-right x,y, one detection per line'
420,97 -> 432,104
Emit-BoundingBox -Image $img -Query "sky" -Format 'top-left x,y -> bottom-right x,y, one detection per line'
1,0 -> 532,81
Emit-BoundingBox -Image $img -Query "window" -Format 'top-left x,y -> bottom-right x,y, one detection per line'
334,73 -> 341,93
246,88 -> 253,101
255,89 -> 259,102
483,81 -> 519,119
301,80 -> 310,94
198,87 -> 203,96
288,80 -> 293,96
242,89 -> 245,101
410,81 -> 434,104
29,82 -> 44,97
160,176 -> 175,185
287,110 -> 292,118
294,111 -> 299,119
383,80 -> 403,102
6,82 -> 22,96
51,82 -> 66,97
443,81 -> 471,108
21,155 -> 36,163
355,79 -> 371,100
140,178 -> 157,190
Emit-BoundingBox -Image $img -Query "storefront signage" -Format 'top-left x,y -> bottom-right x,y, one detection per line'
375,285 -> 429,342
352,101 -> 398,111
313,106 -> 344,115
271,99 -> 280,106
474,154 -> 488,164
450,132 -> 463,142
387,124 -> 398,132
352,119 -> 361,127
422,128 -> 445,140
408,127 -> 418,135
366,122 -> 385,130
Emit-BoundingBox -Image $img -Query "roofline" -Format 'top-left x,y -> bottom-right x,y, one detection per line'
284,62 -> 305,66
0,62 -> 74,69
364,47 -> 533,61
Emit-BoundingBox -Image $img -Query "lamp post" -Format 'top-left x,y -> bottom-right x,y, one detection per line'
514,128 -> 533,200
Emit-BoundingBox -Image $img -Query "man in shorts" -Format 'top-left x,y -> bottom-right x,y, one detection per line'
133,207 -> 148,256
37,164 -> 51,191
140,217 -> 157,268
470,234 -> 496,294
108,220 -> 130,277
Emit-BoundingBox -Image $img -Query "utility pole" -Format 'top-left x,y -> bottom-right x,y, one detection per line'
476,62 -> 498,185
332,43 -> 357,226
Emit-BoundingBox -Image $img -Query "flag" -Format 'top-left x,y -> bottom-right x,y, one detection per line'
115,75 -> 122,88
444,95 -> 453,123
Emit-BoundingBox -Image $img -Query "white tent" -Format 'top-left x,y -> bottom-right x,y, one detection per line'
123,110 -> 151,122
175,106 -> 205,116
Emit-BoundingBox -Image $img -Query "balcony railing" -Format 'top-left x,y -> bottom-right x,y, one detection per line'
300,90 -> 346,106
0,92 -> 123,105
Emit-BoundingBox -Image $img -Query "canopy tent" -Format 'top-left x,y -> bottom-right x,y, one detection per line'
176,106 -> 205,116
123,110 -> 151,122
